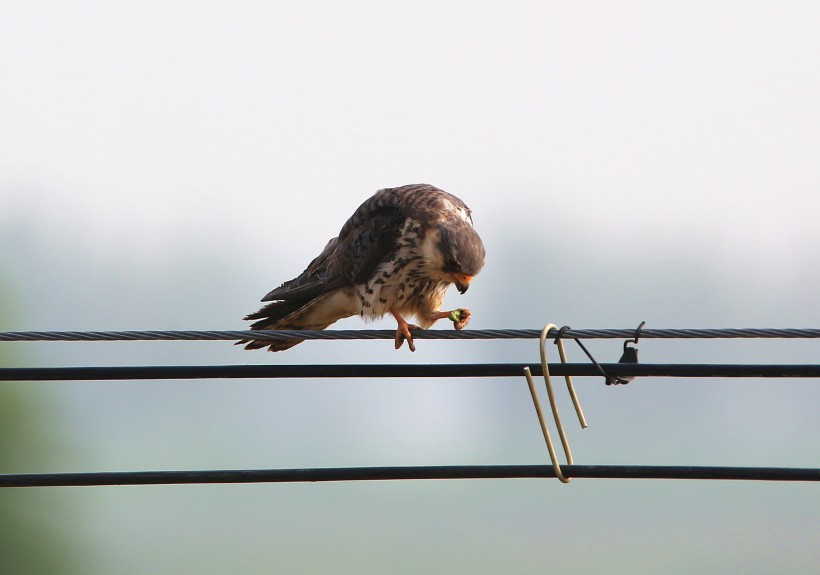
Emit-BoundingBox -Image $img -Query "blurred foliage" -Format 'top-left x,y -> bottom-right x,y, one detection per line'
0,284 -> 87,574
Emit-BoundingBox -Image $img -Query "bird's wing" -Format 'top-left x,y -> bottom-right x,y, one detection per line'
340,200 -> 406,285
261,191 -> 408,302
261,238 -> 342,302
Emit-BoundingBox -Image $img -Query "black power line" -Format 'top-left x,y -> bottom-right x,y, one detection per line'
2,464 -> 818,488
3,363 -> 820,381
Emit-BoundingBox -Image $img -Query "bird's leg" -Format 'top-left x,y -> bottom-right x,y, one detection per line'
427,308 -> 472,330
390,308 -> 420,352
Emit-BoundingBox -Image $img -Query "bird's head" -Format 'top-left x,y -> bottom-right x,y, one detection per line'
430,220 -> 486,294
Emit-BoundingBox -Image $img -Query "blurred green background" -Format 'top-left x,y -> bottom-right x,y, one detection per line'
2,1 -> 819,573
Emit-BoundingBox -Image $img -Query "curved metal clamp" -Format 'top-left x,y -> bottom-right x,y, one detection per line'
523,324 -> 588,484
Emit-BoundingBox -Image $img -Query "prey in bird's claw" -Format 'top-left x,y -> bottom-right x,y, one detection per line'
448,308 -> 472,330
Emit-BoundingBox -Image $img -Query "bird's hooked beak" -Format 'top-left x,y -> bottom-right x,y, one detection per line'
450,273 -> 473,294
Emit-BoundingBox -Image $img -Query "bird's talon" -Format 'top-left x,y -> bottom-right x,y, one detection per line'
395,323 -> 419,352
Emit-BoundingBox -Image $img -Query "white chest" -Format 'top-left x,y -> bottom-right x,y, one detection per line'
355,243 -> 427,317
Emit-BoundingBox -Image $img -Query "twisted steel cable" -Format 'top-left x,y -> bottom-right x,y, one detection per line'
2,327 -> 820,343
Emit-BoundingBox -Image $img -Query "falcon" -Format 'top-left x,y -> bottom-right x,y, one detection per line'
239,183 -> 486,352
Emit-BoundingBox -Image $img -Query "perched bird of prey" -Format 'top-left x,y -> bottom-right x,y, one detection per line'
239,184 -> 485,352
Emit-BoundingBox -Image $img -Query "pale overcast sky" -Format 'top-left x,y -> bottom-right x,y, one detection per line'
2,2 -> 819,573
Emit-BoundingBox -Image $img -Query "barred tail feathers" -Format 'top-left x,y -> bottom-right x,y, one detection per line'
238,289 -> 357,351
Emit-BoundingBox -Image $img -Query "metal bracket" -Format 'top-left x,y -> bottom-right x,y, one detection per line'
523,324 -> 588,483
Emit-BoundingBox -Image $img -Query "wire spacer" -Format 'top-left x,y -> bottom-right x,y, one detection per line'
612,320 -> 646,385
523,324 -> 589,484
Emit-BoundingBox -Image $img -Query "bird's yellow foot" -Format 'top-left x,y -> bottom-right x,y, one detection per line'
394,321 -> 420,352
391,308 -> 419,352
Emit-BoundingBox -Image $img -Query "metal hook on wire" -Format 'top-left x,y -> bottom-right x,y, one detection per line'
523,324 -> 588,484
627,320 -> 646,347
612,320 -> 646,385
